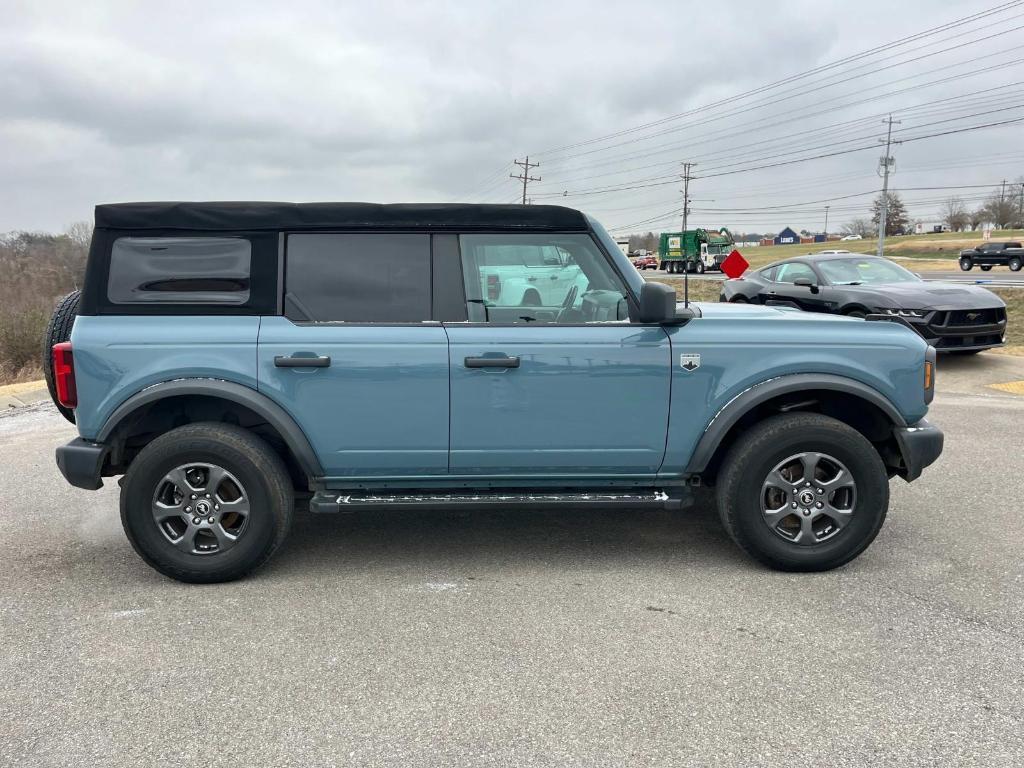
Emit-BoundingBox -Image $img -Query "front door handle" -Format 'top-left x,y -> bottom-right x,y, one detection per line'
465,355 -> 520,369
275,355 -> 331,368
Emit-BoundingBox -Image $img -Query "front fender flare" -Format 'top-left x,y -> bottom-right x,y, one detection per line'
684,373 -> 907,474
97,379 -> 324,479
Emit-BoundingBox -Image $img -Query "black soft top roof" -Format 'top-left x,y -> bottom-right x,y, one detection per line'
94,201 -> 590,232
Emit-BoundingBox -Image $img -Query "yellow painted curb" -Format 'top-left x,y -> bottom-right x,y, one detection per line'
987,380 -> 1024,396
0,379 -> 46,397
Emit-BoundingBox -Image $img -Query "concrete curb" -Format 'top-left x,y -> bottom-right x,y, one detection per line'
0,381 -> 49,410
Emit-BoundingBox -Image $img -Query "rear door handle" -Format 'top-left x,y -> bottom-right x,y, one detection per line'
275,355 -> 331,368
464,355 -> 520,369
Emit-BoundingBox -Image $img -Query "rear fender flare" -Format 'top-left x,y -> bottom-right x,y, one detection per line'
97,379 -> 324,479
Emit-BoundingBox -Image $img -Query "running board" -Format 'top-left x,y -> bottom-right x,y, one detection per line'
308,489 -> 692,513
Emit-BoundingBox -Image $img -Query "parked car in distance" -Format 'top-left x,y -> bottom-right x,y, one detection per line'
632,254 -> 658,270
720,253 -> 1006,353
958,241 -> 1024,271
841,234 -> 863,241
49,203 -> 942,583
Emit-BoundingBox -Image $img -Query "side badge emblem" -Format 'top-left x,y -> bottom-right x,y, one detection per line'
680,354 -> 701,372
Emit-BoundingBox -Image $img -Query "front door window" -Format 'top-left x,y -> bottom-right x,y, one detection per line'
459,234 -> 631,324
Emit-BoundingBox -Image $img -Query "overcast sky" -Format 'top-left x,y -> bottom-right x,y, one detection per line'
2,0 -> 1022,234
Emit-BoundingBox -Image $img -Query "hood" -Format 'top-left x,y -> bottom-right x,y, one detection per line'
838,281 -> 1005,310
688,301 -> 858,323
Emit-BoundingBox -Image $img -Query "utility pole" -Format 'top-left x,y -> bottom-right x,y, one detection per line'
511,157 -> 541,205
680,162 -> 697,231
876,114 -> 901,258
1018,182 -> 1024,228
1000,179 -> 1007,202
824,205 -> 830,239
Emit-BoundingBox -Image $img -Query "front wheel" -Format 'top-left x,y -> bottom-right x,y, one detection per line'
120,423 -> 294,583
959,258 -> 973,271
695,261 -> 705,274
716,413 -> 889,572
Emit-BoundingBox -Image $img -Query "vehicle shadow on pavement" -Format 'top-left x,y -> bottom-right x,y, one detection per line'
267,492 -> 750,576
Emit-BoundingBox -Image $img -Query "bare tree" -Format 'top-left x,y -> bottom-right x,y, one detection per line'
968,207 -> 986,231
842,217 -> 873,238
64,221 -> 93,250
980,189 -> 1019,230
941,197 -> 969,232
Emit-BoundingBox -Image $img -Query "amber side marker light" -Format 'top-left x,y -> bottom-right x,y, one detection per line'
924,360 -> 934,391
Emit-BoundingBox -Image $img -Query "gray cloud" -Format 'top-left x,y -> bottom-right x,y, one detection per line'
1,0 -> 1019,233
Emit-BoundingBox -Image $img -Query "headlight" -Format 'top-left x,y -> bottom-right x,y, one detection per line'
877,308 -> 926,318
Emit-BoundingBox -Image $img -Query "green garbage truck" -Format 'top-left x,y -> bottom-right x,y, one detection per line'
658,228 -> 734,273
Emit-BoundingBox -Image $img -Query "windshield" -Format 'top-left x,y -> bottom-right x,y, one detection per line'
817,257 -> 919,285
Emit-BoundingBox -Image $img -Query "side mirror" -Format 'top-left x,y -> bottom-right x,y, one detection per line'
637,281 -> 677,323
794,277 -> 820,294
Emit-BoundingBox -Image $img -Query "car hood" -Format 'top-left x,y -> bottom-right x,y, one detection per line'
688,301 -> 858,323
835,281 -> 1005,310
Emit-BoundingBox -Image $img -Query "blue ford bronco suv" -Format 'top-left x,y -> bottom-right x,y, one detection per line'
49,202 -> 942,583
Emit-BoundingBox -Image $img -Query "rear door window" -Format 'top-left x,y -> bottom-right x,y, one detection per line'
108,237 -> 251,304
284,233 -> 430,322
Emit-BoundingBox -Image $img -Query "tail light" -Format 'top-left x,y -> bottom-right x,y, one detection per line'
52,342 -> 77,409
487,274 -> 500,301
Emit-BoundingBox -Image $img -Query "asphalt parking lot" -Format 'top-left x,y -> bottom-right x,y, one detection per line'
2,356 -> 1023,767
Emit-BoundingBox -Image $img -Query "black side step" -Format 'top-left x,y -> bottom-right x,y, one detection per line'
309,489 -> 692,513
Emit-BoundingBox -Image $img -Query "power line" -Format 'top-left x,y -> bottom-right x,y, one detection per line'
531,1 -> 1024,159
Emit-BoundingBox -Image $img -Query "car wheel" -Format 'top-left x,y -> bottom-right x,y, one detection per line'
731,296 -> 749,304
843,308 -> 867,319
120,422 -> 293,583
41,290 -> 81,424
980,265 -> 993,271
716,413 -> 889,572
1009,257 -> 1022,272
959,258 -> 973,271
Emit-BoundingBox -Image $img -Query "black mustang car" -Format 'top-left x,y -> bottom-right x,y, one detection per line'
720,253 -> 1007,353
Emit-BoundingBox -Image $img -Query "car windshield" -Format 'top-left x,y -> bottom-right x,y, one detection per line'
817,257 -> 919,285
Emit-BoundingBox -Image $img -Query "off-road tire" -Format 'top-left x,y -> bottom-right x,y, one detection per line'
716,412 -> 889,572
959,258 -> 973,271
42,290 -> 81,423
120,423 -> 293,583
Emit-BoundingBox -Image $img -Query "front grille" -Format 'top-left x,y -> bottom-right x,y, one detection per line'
946,308 -> 1005,326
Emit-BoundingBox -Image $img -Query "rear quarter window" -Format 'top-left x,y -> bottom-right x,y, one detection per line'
108,237 -> 251,304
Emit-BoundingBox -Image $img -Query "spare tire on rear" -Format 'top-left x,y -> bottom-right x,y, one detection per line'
42,290 -> 81,423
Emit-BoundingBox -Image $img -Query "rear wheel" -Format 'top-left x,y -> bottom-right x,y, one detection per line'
120,423 -> 293,583
1009,257 -> 1022,272
959,258 -> 973,271
42,290 -> 81,423
716,413 -> 889,571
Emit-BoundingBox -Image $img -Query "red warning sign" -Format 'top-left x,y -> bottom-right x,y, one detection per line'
720,250 -> 749,279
